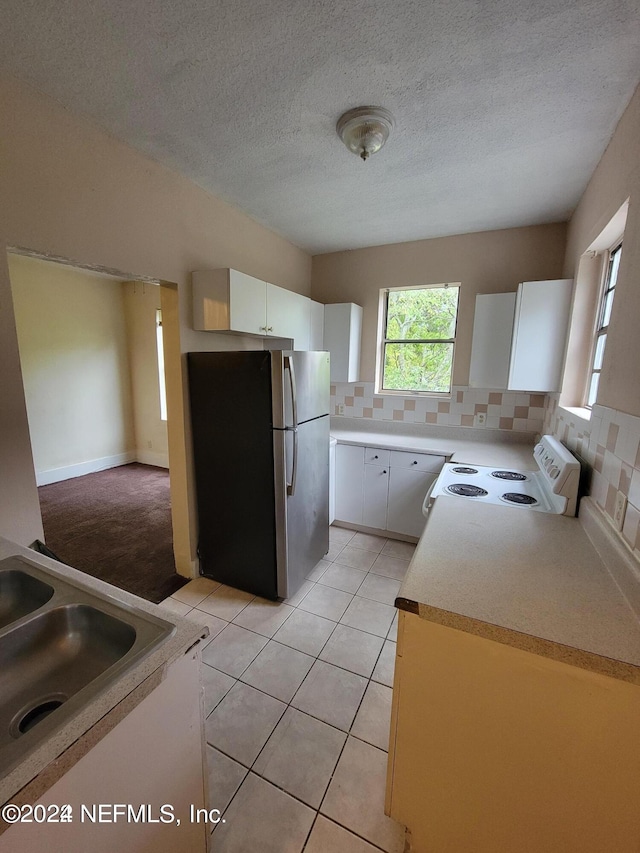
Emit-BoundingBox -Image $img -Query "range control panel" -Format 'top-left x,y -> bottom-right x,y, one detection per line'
534,435 -> 581,495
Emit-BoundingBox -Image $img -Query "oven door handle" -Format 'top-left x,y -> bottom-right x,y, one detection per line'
422,477 -> 438,518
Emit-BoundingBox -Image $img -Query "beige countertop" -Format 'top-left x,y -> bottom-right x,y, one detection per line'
330,418 -> 538,469
398,496 -> 640,683
0,537 -> 208,807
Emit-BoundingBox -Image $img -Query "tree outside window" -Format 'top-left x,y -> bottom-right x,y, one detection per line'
381,284 -> 459,394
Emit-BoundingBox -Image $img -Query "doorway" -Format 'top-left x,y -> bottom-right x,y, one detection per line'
7,251 -> 186,602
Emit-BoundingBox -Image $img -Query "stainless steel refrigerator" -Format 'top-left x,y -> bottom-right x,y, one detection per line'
187,350 -> 330,600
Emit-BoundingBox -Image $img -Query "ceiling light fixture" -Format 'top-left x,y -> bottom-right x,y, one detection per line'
336,106 -> 394,162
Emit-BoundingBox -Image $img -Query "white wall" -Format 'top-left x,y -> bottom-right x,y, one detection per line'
544,82 -> 640,558
8,254 -> 136,484
0,75 -> 311,569
122,281 -> 169,468
311,223 -> 567,387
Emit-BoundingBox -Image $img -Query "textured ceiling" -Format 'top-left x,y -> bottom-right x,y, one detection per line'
1,0 -> 639,254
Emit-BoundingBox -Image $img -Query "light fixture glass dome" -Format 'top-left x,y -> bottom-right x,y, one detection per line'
336,106 -> 394,161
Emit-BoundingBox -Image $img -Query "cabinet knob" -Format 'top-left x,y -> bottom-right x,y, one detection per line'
267,326 -> 273,332
260,326 -> 267,331
373,455 -> 378,459
382,470 -> 387,474
411,460 -> 418,465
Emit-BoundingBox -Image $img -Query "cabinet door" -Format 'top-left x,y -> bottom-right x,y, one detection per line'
335,444 -> 364,524
229,270 -> 267,335
323,303 -> 363,382
363,464 -> 390,529
387,467 -> 436,537
469,293 -> 517,389
508,279 -> 573,392
266,283 -> 311,348
309,301 -> 325,350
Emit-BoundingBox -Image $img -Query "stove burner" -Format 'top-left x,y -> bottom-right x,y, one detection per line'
501,492 -> 538,505
491,470 -> 527,481
451,466 -> 478,475
446,483 -> 488,498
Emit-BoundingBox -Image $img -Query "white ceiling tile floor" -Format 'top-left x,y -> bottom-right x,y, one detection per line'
201,623 -> 268,678
317,562 -> 367,594
163,524 -> 407,851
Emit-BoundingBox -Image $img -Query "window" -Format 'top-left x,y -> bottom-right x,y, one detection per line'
379,283 -> 459,394
156,308 -> 168,421
586,242 -> 622,407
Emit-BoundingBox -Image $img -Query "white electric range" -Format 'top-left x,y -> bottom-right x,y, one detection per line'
426,435 -> 581,516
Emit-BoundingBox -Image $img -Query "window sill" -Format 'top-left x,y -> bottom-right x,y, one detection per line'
559,405 -> 592,426
374,389 -> 452,400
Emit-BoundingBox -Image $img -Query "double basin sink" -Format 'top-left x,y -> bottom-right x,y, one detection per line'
0,554 -> 175,778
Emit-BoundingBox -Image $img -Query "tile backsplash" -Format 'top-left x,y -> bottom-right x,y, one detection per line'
544,394 -> 640,560
331,382 -> 546,432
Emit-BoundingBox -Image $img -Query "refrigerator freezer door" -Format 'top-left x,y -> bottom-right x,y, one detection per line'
187,351 -> 279,600
273,414 -> 330,598
271,351 -> 330,428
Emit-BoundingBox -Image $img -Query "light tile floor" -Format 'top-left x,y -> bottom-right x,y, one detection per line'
161,525 -> 414,853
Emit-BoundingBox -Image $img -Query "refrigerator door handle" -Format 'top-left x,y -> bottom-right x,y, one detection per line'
284,355 -> 299,497
286,426 -> 299,497
284,354 -> 298,430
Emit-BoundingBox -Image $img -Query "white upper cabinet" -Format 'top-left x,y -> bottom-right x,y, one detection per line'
508,279 -> 573,392
469,293 -> 517,389
323,303 -> 363,382
192,269 -> 312,349
193,268 -> 266,335
266,283 -> 310,348
469,280 -> 573,393
309,300 -> 325,350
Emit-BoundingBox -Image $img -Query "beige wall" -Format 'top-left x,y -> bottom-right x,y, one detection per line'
561,83 -> 640,418
542,83 -> 640,553
0,75 -> 311,569
9,254 -> 136,482
122,281 -> 169,468
311,223 -> 567,385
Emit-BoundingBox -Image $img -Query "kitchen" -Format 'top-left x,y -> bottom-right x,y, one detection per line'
1,2 -> 640,851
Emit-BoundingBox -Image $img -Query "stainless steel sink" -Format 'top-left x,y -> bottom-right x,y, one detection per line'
0,555 -> 175,776
0,569 -> 54,630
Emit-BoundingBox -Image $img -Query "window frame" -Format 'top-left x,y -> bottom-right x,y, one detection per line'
156,308 -> 168,421
377,282 -> 460,397
584,240 -> 622,409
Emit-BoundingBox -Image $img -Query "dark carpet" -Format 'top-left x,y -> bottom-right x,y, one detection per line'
38,463 -> 188,603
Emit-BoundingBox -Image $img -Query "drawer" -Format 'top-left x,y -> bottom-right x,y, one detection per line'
389,451 -> 445,473
365,447 -> 390,466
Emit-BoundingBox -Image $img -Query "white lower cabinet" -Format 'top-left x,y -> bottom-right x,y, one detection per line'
335,443 -> 444,538
0,649 -> 207,853
387,467 -> 436,537
363,464 -> 390,529
335,444 -> 365,524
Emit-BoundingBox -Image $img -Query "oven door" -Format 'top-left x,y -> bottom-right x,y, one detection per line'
421,477 -> 440,518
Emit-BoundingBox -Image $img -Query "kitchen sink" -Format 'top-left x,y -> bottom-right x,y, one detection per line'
0,555 -> 175,777
0,569 -> 54,630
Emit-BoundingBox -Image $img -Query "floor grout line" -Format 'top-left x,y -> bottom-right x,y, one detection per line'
200,525 -> 410,851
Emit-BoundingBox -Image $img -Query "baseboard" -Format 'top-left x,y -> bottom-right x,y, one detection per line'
135,450 -> 169,469
36,452 -> 136,486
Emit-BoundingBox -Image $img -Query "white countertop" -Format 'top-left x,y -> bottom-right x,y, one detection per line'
0,537 -> 208,806
398,496 -> 640,683
330,417 -> 538,469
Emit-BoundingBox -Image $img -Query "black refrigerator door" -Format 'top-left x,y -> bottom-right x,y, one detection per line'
187,351 -> 279,600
